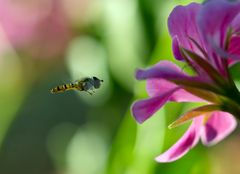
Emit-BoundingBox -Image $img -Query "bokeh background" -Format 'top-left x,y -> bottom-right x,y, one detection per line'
1,0 -> 240,174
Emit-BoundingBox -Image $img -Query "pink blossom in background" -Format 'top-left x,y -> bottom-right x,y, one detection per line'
132,0 -> 240,162
0,0 -> 71,58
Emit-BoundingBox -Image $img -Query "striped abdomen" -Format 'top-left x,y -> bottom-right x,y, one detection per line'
50,83 -> 78,94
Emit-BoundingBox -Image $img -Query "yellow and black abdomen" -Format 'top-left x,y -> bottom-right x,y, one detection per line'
50,83 -> 76,94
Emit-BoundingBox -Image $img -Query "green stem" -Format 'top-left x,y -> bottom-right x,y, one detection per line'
221,85 -> 240,120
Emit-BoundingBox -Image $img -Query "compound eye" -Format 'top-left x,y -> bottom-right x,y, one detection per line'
93,76 -> 99,81
93,80 -> 100,88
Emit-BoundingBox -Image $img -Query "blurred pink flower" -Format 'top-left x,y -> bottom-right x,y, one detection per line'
132,0 -> 240,162
0,0 -> 70,58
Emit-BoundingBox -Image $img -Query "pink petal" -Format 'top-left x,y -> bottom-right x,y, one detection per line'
231,13 -> 240,33
136,60 -> 186,80
156,117 -> 203,162
131,88 -> 179,123
136,61 -> 213,91
197,0 -> 240,48
227,36 -> 240,65
195,0 -> 240,74
168,3 -> 205,59
146,79 -> 204,102
201,111 -> 237,146
0,0 -> 70,58
172,36 -> 184,60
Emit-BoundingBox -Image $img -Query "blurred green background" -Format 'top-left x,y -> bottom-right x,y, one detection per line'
0,0 -> 239,174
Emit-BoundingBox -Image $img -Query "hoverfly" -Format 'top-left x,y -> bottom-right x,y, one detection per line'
50,76 -> 103,95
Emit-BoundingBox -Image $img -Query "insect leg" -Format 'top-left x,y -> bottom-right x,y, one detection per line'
86,91 -> 93,95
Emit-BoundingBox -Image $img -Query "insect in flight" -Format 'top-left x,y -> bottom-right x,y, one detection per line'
50,76 -> 104,95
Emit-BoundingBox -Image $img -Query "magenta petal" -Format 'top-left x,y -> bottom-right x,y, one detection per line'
231,13 -> 240,33
135,60 -> 210,88
201,111 -> 237,146
198,0 -> 240,48
136,60 -> 187,80
131,88 -> 179,123
156,117 -> 202,162
172,36 -> 184,60
168,3 -> 205,58
207,35 -> 240,62
146,79 -> 204,102
228,36 -> 240,55
227,36 -> 240,65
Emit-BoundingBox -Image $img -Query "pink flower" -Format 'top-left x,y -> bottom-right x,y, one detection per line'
0,0 -> 70,58
131,0 -> 240,162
